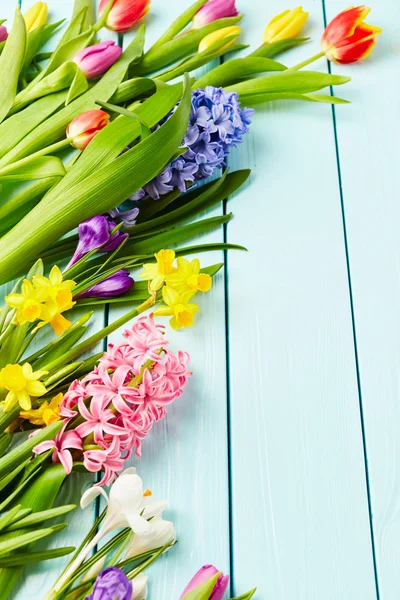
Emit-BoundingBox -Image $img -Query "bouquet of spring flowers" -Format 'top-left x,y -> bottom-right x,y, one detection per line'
0,0 -> 381,596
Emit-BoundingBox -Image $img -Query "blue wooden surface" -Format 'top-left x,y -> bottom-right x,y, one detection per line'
3,0 -> 395,598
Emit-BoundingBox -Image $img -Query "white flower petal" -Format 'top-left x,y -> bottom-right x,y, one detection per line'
109,473 -> 144,515
125,519 -> 176,559
121,467 -> 137,476
127,513 -> 153,536
141,499 -> 168,520
132,574 -> 148,600
81,486 -> 108,510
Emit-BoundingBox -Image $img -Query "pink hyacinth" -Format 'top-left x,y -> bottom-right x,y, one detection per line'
53,315 -> 191,485
34,427 -> 83,474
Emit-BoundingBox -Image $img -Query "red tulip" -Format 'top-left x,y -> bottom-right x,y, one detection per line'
321,6 -> 381,64
67,110 -> 110,150
98,0 -> 150,32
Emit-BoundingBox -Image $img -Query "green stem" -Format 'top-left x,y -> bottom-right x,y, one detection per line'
0,138 -> 71,177
288,50 -> 325,71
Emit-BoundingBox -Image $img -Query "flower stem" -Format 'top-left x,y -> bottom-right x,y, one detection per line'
288,50 -> 325,71
0,139 -> 71,177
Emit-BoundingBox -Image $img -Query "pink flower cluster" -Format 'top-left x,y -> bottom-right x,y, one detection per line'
33,315 -> 191,485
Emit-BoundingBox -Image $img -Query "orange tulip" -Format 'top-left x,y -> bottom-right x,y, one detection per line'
98,0 -> 150,32
321,6 -> 381,64
67,110 -> 110,150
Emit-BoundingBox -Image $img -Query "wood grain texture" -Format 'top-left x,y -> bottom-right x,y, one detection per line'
225,1 -> 377,598
324,1 -> 399,598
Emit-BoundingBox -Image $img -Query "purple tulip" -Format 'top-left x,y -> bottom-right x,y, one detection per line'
85,567 -> 132,600
73,41 -> 122,79
67,215 -> 129,269
192,0 -> 239,28
75,270 -> 134,299
0,25 -> 8,43
180,565 -> 230,600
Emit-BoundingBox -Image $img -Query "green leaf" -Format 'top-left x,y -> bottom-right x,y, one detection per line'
0,156 -> 66,183
0,26 -> 146,167
152,0 -> 208,48
0,75 -> 192,284
0,179 -> 58,236
0,8 -> 26,124
230,589 -> 257,600
111,77 -> 157,104
0,433 -> 11,457
72,0 -> 95,30
239,91 -> 350,106
195,56 -> 286,88
0,527 -> 58,556
0,91 -> 68,161
225,70 -> 350,95
181,573 -> 221,600
13,62 -> 89,111
6,504 -> 76,531
96,100 -> 152,139
0,421 -> 63,480
249,37 -> 309,58
136,15 -> 243,75
0,506 -> 22,534
0,546 -> 75,567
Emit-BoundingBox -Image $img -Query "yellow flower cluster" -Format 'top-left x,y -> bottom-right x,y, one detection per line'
139,249 -> 212,330
6,266 -> 76,336
0,362 -> 48,412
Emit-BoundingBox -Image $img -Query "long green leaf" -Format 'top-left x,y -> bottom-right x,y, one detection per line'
249,37 -> 309,58
0,527 -> 57,556
0,8 -> 26,124
0,156 -> 66,183
6,504 -> 76,531
0,546 -> 75,567
0,27 -> 146,166
152,0 -> 207,48
0,75 -> 192,284
230,589 -> 257,600
0,421 -> 63,480
195,56 -> 286,88
239,91 -> 350,106
225,70 -> 350,95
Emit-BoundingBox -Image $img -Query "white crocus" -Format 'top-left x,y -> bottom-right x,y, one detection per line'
49,469 -> 166,598
132,574 -> 148,600
125,518 -> 176,559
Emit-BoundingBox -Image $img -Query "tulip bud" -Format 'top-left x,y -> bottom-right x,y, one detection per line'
321,6 -> 381,64
193,0 -> 238,29
67,110 -> 110,150
180,565 -> 230,600
263,6 -> 309,44
24,2 -> 48,32
73,41 -> 122,80
98,0 -> 150,33
0,25 -> 8,43
198,25 -> 241,53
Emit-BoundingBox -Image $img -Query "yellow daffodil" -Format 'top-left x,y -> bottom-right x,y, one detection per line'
0,363 -> 48,412
166,257 -> 212,298
5,279 -> 48,325
139,249 -> 177,291
24,2 -> 48,32
155,286 -> 199,330
6,266 -> 76,335
263,6 -> 309,44
198,25 -> 241,53
20,392 -> 63,426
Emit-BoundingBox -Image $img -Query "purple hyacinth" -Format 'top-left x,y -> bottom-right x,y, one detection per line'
75,270 -> 134,299
130,86 -> 254,202
67,215 -> 129,269
85,567 -> 132,600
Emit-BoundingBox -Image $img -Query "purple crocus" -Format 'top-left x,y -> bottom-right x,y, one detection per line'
85,567 -> 132,600
0,25 -> 8,43
74,41 -> 122,79
67,215 -> 128,269
75,270 -> 134,299
180,565 -> 230,600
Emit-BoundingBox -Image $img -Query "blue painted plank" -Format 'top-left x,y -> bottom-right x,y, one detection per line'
324,1 -> 399,598
226,1 -> 377,598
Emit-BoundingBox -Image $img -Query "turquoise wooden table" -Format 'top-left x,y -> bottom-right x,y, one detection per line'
3,0 -> 398,598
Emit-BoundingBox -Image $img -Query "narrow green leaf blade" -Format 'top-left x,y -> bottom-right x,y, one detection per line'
0,8 -> 26,124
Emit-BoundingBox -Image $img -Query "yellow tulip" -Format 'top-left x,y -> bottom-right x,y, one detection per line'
198,25 -> 241,54
263,6 -> 309,44
24,2 -> 48,32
